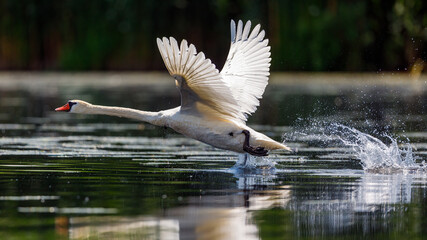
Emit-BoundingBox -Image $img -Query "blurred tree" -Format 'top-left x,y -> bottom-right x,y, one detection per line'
0,0 -> 425,71
389,0 -> 426,69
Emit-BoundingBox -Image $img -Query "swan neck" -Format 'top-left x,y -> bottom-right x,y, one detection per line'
90,105 -> 164,126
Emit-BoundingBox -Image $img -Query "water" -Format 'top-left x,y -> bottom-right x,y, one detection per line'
0,73 -> 426,239
286,122 -> 426,172
329,124 -> 423,171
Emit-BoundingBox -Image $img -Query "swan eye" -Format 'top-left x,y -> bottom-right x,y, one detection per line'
68,101 -> 77,110
228,132 -> 234,137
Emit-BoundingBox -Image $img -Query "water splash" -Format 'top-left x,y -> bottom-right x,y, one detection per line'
326,124 -> 425,171
286,122 -> 425,172
230,153 -> 276,172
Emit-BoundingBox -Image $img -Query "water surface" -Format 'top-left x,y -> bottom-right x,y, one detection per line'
0,73 -> 426,239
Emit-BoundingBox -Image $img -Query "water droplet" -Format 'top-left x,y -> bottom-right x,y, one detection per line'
288,123 -> 424,172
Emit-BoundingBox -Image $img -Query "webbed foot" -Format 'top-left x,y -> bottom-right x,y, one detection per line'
242,130 -> 269,156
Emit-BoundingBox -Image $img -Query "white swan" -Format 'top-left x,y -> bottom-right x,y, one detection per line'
55,20 -> 291,156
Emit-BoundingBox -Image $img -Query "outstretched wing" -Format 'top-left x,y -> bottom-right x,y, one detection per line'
156,37 -> 245,122
221,20 -> 271,118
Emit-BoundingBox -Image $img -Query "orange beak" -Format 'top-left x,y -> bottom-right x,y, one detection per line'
55,103 -> 71,112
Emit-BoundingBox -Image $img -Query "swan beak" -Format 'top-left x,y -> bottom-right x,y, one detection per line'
55,103 -> 70,112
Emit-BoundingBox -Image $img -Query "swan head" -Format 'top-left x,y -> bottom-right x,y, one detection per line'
55,100 -> 92,114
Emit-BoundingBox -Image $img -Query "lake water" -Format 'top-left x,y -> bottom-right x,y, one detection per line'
0,73 -> 426,239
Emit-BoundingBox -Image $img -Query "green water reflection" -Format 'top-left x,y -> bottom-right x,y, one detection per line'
0,73 -> 426,239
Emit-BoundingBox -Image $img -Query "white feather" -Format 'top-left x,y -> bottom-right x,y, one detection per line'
157,20 -> 271,122
59,20 -> 292,156
156,37 -> 246,122
221,20 -> 271,118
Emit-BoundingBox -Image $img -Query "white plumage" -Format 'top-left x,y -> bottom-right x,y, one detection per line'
156,20 -> 271,122
156,37 -> 245,122
221,20 -> 271,118
56,20 -> 291,156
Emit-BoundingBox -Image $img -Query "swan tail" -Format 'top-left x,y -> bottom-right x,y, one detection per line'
258,139 -> 292,152
250,130 -> 292,152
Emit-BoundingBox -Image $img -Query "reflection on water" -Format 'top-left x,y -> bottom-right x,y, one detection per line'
288,173 -> 426,236
0,73 -> 426,239
66,171 -> 292,240
68,216 -> 179,240
352,174 -> 415,208
60,171 -> 425,239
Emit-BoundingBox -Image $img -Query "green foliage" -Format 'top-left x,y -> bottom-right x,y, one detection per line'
0,0 -> 425,71
271,1 -> 368,71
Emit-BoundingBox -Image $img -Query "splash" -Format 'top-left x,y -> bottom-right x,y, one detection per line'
287,122 -> 425,172
230,153 -> 276,172
326,124 -> 425,171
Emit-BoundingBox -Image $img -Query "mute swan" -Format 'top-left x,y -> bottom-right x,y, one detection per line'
56,20 -> 291,156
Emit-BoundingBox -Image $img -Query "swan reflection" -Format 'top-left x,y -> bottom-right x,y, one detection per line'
66,170 -> 290,240
64,170 -> 426,239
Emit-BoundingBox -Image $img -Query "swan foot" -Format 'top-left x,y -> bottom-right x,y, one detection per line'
242,130 -> 269,156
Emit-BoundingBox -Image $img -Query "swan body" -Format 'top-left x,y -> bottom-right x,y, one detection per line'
56,20 -> 291,155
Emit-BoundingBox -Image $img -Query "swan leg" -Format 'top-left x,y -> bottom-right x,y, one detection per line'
242,130 -> 269,156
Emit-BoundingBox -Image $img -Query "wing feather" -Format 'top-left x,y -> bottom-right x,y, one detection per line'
221,20 -> 271,118
241,21 -> 251,40
157,37 -> 245,122
248,24 -> 260,39
235,20 -> 243,41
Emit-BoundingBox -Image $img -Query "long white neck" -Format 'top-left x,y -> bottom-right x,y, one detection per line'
87,104 -> 166,126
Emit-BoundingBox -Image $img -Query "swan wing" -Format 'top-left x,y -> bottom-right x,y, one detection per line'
220,20 -> 271,118
157,37 -> 245,122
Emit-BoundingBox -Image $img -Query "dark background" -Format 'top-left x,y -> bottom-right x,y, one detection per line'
0,0 -> 425,71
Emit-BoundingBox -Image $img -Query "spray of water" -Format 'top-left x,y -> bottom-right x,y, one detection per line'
230,153 -> 276,172
286,122 -> 425,172
229,122 -> 424,173
326,123 -> 424,171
